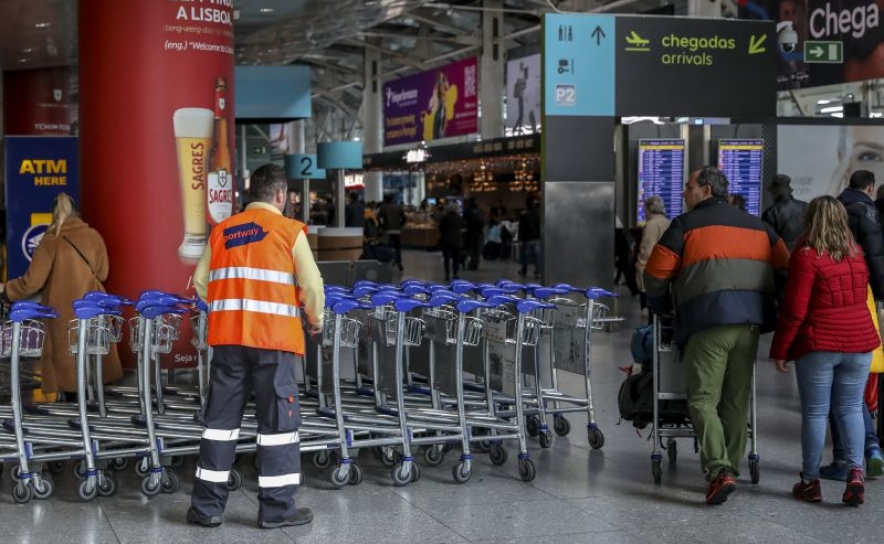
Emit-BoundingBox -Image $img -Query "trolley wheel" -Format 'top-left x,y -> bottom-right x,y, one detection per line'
74,460 -> 87,480
539,430 -> 553,449
379,448 -> 398,469
169,456 -> 185,468
162,469 -> 180,493
553,416 -> 571,437
410,461 -> 421,483
391,464 -> 411,487
227,468 -> 243,491
526,416 -> 539,438
141,475 -> 161,497
348,462 -> 363,486
330,465 -> 350,488
423,445 -> 445,467
312,450 -> 333,471
47,460 -> 66,475
110,457 -> 129,472
587,427 -> 605,450
452,462 -> 472,484
97,473 -> 117,497
489,443 -> 508,466
652,458 -> 662,484
78,478 -> 98,501
518,458 -> 536,482
11,465 -> 22,480
667,439 -> 678,464
12,482 -> 32,504
32,474 -> 54,500
749,459 -> 760,484
135,458 -> 149,478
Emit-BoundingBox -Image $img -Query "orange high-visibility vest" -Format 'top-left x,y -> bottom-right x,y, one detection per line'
207,208 -> 307,355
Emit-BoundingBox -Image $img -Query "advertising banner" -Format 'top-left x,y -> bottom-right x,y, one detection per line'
383,57 -> 479,146
777,124 -> 884,199
78,0 -> 235,368
4,136 -> 80,279
740,0 -> 884,89
505,54 -> 541,136
3,67 -> 75,136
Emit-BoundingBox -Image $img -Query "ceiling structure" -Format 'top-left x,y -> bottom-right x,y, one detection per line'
0,0 -> 681,136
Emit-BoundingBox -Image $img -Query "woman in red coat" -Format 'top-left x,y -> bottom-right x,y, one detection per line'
770,195 -> 880,506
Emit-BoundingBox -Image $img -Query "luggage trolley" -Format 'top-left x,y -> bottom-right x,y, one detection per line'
525,285 -> 617,450
3,302 -> 59,503
649,315 -> 760,484
478,295 -> 556,482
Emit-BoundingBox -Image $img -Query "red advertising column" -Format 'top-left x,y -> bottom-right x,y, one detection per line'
78,1 -> 235,367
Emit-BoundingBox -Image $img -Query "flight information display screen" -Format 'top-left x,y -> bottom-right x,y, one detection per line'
637,139 -> 685,222
718,139 -> 763,216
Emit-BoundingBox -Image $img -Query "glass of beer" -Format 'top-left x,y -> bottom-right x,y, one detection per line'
173,107 -> 214,260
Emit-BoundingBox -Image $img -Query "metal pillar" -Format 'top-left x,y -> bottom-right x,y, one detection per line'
287,120 -> 310,224
362,46 -> 384,203
480,0 -> 505,139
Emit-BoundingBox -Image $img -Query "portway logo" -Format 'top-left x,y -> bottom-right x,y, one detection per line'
223,222 -> 267,249
22,224 -> 49,262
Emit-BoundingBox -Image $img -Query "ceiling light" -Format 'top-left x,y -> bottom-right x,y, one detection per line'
35,22 -> 50,28
259,8 -> 274,13
22,48 -> 33,53
820,106 -> 843,113
18,58 -> 28,63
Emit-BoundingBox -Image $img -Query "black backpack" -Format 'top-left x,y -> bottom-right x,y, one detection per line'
618,371 -> 690,430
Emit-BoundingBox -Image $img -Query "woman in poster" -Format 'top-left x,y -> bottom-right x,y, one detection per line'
425,71 -> 458,141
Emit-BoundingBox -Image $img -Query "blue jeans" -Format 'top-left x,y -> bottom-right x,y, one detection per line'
794,351 -> 871,480
520,240 -> 541,276
829,399 -> 880,461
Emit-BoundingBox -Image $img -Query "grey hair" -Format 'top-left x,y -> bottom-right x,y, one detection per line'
644,195 -> 666,216
697,166 -> 729,199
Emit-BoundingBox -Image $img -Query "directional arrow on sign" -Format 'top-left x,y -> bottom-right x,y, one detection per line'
591,25 -> 606,45
808,46 -> 823,58
748,34 -> 767,54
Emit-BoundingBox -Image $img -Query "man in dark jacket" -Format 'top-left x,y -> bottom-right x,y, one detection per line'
344,192 -> 365,228
378,194 -> 406,271
645,167 -> 789,506
518,196 -> 542,278
762,174 -> 808,252
463,198 -> 485,271
438,202 -> 465,281
824,169 -> 884,481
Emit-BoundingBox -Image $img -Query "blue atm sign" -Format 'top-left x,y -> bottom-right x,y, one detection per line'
4,137 -> 80,279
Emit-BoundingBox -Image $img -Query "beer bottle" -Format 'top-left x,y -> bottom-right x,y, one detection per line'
207,77 -> 234,224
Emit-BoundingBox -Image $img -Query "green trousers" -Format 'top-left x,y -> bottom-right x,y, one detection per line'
683,324 -> 759,481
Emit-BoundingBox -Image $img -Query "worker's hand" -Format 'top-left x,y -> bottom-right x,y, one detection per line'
771,359 -> 791,374
308,323 -> 323,337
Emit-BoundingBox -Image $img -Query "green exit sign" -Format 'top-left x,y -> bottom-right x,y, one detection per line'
804,40 -> 843,63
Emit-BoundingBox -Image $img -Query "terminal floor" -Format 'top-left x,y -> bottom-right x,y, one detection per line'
2,249 -> 881,544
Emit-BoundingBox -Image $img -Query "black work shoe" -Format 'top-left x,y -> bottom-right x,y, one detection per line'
187,507 -> 222,527
259,507 -> 314,529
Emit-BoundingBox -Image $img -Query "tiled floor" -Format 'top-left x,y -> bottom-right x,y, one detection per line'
1,249 -> 879,543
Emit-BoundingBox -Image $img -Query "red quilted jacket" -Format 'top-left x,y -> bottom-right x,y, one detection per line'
770,245 -> 881,361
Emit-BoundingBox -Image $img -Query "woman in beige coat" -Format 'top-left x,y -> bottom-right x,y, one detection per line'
635,196 -> 671,320
1,193 -> 122,399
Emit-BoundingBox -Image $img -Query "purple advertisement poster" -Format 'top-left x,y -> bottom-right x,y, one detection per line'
383,57 -> 479,147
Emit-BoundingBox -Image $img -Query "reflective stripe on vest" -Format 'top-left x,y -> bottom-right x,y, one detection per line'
209,266 -> 295,286
209,299 -> 301,318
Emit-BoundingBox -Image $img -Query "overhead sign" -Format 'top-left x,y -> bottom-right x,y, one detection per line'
287,154 -> 326,180
5,136 -> 81,279
804,40 -> 844,63
544,14 -> 777,118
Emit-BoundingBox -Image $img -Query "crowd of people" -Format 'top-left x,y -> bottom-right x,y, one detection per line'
641,166 -> 884,507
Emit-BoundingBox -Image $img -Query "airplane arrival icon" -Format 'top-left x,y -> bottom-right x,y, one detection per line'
624,31 -> 650,52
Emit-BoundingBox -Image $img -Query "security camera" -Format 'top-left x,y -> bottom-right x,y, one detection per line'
776,21 -> 798,54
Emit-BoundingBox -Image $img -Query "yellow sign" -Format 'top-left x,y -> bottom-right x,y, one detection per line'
19,159 -> 68,186
748,34 -> 767,54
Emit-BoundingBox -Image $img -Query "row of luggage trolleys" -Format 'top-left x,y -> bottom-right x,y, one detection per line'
0,279 -> 616,503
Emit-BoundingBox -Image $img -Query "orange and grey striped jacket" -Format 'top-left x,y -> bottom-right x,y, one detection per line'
207,208 -> 307,355
643,197 -> 790,343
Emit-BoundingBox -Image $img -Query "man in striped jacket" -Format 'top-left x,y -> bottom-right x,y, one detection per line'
644,166 -> 789,505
